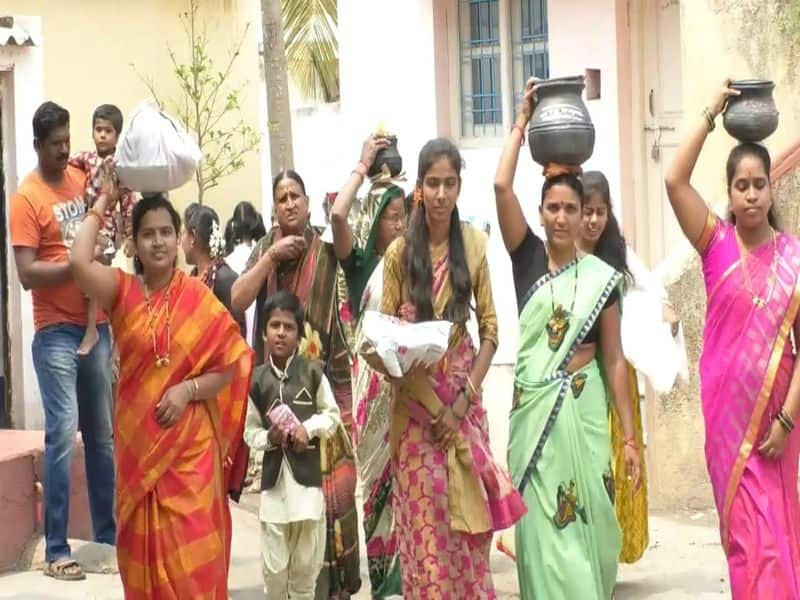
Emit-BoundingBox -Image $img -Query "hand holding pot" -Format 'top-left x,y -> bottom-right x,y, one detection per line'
360,134 -> 392,170
709,78 -> 741,118
518,77 -> 544,125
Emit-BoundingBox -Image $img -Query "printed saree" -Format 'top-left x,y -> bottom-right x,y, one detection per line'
507,254 -> 622,600
353,261 -> 402,597
247,227 -> 361,598
697,217 -> 800,599
111,269 -> 254,600
380,226 -> 526,598
349,180 -> 406,598
609,365 -> 648,563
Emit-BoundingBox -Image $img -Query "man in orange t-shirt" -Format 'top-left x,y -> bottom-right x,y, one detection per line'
9,101 -> 115,581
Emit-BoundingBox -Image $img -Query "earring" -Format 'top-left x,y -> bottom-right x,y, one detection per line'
413,186 -> 423,206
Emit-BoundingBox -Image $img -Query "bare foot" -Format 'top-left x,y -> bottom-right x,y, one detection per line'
77,327 -> 99,356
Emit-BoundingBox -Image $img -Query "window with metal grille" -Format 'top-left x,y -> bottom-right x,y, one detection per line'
512,0 -> 549,104
457,0 -> 549,140
459,0 -> 503,137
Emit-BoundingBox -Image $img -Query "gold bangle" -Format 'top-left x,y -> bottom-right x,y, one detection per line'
777,409 -> 794,432
191,378 -> 200,399
466,375 -> 479,397
702,107 -> 716,132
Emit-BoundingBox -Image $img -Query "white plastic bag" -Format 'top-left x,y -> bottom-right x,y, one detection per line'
115,101 -> 202,193
360,311 -> 451,378
621,289 -> 688,393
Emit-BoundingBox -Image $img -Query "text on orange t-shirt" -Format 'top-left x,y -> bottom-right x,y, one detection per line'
9,166 -> 107,330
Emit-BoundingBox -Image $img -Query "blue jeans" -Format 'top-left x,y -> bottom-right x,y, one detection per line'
32,323 -> 116,562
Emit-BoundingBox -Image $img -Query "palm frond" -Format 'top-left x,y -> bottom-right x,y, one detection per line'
282,0 -> 339,102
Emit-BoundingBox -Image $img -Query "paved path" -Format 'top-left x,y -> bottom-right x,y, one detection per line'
0,501 -> 729,599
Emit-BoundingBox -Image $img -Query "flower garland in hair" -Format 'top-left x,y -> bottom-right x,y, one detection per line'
201,220 -> 228,290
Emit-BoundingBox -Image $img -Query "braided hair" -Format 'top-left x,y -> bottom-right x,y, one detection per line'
187,206 -> 227,289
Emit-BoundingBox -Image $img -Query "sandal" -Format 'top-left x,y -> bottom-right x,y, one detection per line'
44,558 -> 86,581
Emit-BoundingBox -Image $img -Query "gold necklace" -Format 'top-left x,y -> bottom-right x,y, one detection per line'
546,255 -> 579,351
736,229 -> 778,309
143,275 -> 174,367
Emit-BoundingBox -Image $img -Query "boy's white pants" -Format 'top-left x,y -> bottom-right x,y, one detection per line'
261,519 -> 326,599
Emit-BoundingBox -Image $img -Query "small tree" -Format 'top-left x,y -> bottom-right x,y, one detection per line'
134,0 -> 260,203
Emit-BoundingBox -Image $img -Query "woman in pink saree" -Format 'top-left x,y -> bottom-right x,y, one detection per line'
665,80 -> 800,599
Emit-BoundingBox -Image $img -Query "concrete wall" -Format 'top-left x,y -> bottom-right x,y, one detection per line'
679,2 -> 800,210
2,0 -> 264,215
1,17 -> 44,429
2,2 -> 264,428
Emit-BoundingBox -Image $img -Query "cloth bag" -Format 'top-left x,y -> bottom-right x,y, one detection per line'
621,289 -> 689,393
115,101 -> 202,193
359,311 -> 451,378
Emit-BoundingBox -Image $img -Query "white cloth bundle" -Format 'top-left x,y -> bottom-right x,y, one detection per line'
621,289 -> 689,393
115,101 -> 202,193
360,311 -> 451,378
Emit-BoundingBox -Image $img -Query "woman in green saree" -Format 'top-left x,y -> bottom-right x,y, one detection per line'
494,78 -> 642,600
330,134 -> 407,598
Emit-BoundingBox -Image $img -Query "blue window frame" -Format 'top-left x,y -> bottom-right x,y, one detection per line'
513,0 -> 549,104
459,0 -> 502,136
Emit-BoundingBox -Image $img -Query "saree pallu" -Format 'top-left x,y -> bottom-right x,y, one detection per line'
317,409 -> 361,600
393,333 -> 526,599
353,260 -> 403,598
699,219 -> 800,599
609,364 -> 648,563
508,255 -> 623,600
111,270 -> 254,600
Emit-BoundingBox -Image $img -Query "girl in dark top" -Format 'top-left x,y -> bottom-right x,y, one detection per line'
182,205 -> 246,338
494,77 -> 641,600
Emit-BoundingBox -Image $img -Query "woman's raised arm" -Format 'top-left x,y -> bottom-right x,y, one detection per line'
331,135 -> 390,261
665,80 -> 739,247
70,192 -> 119,312
494,78 -> 539,253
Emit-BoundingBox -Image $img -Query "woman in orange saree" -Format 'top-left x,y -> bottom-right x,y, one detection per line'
666,80 -> 800,598
71,190 -> 254,599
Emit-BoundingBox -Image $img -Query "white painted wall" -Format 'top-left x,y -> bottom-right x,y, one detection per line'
0,16 -> 45,429
270,0 -> 627,366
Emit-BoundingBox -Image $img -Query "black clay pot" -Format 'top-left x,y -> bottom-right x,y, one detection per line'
369,135 -> 403,177
723,80 -> 779,142
528,76 -> 595,166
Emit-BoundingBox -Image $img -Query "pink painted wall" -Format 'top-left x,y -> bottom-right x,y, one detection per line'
547,0 -> 625,216
0,431 -> 92,572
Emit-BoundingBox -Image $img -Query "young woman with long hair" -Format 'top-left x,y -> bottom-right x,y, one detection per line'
380,137 -> 525,598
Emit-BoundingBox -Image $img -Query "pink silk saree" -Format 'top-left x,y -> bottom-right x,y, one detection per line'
699,217 -> 800,599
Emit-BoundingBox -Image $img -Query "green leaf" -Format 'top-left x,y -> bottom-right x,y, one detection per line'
282,0 -> 340,102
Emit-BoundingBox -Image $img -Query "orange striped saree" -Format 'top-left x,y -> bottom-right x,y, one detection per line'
110,269 -> 254,600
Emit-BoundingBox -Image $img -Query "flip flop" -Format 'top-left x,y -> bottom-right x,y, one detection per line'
44,558 -> 86,581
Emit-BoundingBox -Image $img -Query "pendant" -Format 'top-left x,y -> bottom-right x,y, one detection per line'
546,304 -> 571,351
156,357 -> 170,368
752,296 -> 765,309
